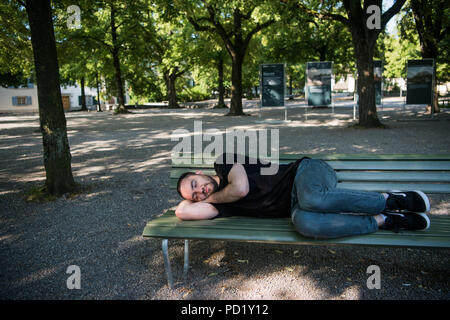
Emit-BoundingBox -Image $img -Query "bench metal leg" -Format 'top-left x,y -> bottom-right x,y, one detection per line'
162,239 -> 173,289
183,239 -> 189,277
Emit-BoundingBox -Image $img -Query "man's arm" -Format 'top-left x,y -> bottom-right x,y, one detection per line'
175,199 -> 219,220
175,163 -> 249,220
204,163 -> 249,204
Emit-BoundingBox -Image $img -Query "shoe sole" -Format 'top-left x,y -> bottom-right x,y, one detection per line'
416,212 -> 431,230
389,190 -> 431,214
414,190 -> 431,214
389,190 -> 431,230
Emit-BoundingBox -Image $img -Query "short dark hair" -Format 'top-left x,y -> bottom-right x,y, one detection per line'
176,172 -> 196,198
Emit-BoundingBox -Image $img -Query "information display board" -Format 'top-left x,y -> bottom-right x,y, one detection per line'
406,59 -> 434,105
260,63 -> 285,107
306,62 -> 332,106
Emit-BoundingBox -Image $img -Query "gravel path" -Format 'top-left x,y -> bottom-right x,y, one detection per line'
1,97 -> 449,300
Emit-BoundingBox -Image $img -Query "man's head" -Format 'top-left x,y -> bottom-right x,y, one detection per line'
177,171 -> 219,202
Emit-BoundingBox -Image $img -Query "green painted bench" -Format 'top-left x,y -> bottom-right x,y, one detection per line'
142,154 -> 450,288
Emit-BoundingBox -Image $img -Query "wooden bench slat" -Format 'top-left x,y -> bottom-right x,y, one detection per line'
172,160 -> 450,171
145,211 -> 450,236
337,182 -> 450,193
282,154 -> 450,161
144,226 -> 450,248
143,212 -> 450,248
145,211 -> 450,233
169,179 -> 450,193
171,161 -> 450,170
173,154 -> 450,161
329,161 -> 450,171
336,171 -> 450,182
155,210 -> 450,228
171,169 -> 450,183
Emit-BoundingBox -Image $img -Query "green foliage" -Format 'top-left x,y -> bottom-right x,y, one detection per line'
178,86 -> 210,102
2,0 -> 447,106
0,1 -> 33,79
0,71 -> 30,88
24,183 -> 89,202
399,0 -> 450,83
382,31 -> 421,79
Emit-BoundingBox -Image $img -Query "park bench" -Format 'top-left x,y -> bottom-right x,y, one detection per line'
142,154 -> 450,288
439,96 -> 450,107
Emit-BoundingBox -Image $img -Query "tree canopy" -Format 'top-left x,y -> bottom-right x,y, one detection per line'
1,0 -> 448,119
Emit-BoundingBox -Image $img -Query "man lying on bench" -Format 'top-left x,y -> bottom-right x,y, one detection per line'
175,153 -> 431,239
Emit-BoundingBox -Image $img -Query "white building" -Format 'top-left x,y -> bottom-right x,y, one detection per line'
0,82 -> 100,112
333,74 -> 356,93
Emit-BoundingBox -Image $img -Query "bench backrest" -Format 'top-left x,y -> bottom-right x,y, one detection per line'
171,154 -> 450,194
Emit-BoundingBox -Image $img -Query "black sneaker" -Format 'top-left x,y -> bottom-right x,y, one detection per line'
380,211 -> 431,233
385,190 -> 430,213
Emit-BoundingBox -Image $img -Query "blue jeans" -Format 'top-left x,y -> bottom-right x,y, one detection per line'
291,158 -> 386,239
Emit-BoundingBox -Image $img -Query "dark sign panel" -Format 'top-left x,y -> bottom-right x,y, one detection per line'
261,64 -> 285,107
406,59 -> 434,105
306,62 -> 332,106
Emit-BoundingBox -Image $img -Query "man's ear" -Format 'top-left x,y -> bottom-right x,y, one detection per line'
195,170 -> 203,175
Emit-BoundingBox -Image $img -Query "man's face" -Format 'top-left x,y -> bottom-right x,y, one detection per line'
179,173 -> 218,202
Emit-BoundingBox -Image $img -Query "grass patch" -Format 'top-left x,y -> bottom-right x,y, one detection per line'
24,183 -> 92,203
24,185 -> 57,202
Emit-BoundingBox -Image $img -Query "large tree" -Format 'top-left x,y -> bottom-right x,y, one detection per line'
408,0 -> 449,113
127,0 -> 197,108
179,0 -> 282,116
293,0 -> 406,128
24,0 -> 76,195
189,31 -> 231,108
262,7 -> 354,94
65,0 -> 131,113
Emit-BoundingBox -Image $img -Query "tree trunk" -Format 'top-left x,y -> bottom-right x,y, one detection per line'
96,71 -> 102,112
319,45 -> 327,61
80,76 -> 87,111
25,0 -> 76,196
188,6 -> 274,116
228,53 -> 245,115
110,3 -> 127,113
348,13 -> 385,128
164,71 -> 180,109
289,75 -> 293,97
214,57 -> 227,108
410,0 -> 440,114
355,45 -> 384,127
425,62 -> 440,114
226,9 -> 246,116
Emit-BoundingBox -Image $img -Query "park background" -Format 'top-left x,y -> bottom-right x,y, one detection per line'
0,0 -> 449,300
